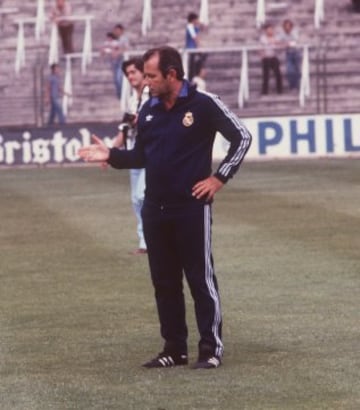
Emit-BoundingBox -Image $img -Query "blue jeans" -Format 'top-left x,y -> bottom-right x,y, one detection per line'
286,49 -> 301,90
111,58 -> 124,99
48,98 -> 65,125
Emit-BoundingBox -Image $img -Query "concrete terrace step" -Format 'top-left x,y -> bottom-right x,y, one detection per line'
0,0 -> 359,127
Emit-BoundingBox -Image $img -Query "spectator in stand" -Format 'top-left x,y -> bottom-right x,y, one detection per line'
100,31 -> 118,59
191,66 -> 207,92
109,24 -> 130,99
279,19 -> 301,91
259,22 -> 283,95
51,0 -> 74,54
45,63 -> 66,126
185,12 -> 207,81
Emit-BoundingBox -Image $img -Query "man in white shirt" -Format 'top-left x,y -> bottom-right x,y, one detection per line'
113,58 -> 149,254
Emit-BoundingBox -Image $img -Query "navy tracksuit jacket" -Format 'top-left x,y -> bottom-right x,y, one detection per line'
108,81 -> 252,357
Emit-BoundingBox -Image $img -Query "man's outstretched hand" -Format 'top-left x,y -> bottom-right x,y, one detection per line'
78,135 -> 110,162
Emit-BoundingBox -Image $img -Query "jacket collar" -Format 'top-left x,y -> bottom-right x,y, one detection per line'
149,80 -> 194,107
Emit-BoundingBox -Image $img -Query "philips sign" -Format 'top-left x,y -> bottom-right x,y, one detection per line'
214,113 -> 360,160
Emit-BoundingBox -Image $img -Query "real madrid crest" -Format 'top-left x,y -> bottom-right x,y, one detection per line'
182,111 -> 194,127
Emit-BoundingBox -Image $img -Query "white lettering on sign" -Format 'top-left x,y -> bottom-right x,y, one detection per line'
0,127 -> 115,165
213,113 -> 360,160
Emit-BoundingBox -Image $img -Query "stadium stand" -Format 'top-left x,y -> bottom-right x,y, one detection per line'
0,0 -> 359,126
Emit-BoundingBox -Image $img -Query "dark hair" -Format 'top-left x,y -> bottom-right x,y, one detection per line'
122,57 -> 144,76
283,19 -> 294,28
187,12 -> 198,23
106,31 -> 116,39
263,22 -> 273,30
50,63 -> 58,72
143,46 -> 184,80
114,23 -> 124,30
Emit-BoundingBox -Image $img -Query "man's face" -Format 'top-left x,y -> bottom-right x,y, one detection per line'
144,54 -> 170,98
125,64 -> 144,89
266,26 -> 274,36
114,27 -> 123,38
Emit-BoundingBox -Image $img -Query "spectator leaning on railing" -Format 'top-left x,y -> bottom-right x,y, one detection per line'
259,22 -> 283,95
279,19 -> 301,91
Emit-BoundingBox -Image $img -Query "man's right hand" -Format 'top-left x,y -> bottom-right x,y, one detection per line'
78,134 -> 110,162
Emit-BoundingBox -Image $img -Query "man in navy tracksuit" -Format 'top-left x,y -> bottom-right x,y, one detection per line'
79,46 -> 252,369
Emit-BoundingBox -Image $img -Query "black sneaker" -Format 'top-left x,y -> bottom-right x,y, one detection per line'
191,355 -> 221,369
142,352 -> 188,368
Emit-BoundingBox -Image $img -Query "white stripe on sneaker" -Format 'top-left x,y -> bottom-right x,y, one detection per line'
208,357 -> 220,368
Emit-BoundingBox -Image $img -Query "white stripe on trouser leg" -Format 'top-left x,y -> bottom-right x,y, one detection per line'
204,204 -> 223,357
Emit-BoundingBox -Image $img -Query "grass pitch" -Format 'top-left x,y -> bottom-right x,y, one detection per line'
0,159 -> 359,410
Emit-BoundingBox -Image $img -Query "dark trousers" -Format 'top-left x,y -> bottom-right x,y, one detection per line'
188,53 -> 207,81
58,23 -> 74,54
142,201 -> 223,357
262,56 -> 283,94
285,49 -> 301,90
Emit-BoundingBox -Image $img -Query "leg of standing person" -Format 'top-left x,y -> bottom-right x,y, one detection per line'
141,201 -> 223,368
142,202 -> 188,361
261,58 -> 270,95
175,203 -> 223,364
54,98 -> 65,124
188,53 -> 196,81
285,51 -> 293,89
271,57 -> 283,94
112,58 -> 123,99
48,100 -> 56,125
293,50 -> 301,90
194,53 -> 207,79
130,168 -> 146,251
286,50 -> 299,90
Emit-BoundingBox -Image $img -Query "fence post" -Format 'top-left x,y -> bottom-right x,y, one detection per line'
314,0 -> 325,29
63,55 -> 73,116
35,0 -> 45,41
199,0 -> 209,25
48,22 -> 59,65
142,0 -> 152,36
81,16 -> 93,74
238,48 -> 249,108
299,45 -> 310,107
182,49 -> 189,80
256,0 -> 266,28
15,21 -> 26,74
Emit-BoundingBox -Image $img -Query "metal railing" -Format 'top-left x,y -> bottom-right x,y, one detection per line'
7,42 -> 332,128
121,45 -> 312,109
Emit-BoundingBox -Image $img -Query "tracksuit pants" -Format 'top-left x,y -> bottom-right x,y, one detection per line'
141,201 -> 223,358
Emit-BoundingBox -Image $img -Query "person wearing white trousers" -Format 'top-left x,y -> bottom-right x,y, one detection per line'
129,168 -> 146,251
113,57 -> 149,254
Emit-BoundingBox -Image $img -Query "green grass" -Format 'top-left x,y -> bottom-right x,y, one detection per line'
0,159 -> 359,410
